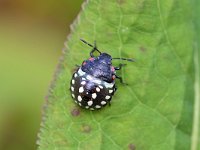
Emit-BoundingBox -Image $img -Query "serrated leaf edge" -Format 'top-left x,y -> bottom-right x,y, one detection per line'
36,0 -> 89,148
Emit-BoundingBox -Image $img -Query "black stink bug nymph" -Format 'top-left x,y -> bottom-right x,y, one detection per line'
70,39 -> 134,110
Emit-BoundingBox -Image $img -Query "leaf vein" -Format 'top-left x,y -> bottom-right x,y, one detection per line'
156,0 -> 185,71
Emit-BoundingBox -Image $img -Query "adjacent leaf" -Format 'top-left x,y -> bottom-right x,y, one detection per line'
191,0 -> 200,150
38,0 -> 197,149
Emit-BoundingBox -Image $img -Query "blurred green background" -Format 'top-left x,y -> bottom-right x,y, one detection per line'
0,0 -> 83,149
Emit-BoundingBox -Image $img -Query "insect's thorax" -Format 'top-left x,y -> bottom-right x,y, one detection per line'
81,58 -> 113,83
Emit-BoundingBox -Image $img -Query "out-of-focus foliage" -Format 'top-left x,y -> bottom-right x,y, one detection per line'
0,1 -> 83,150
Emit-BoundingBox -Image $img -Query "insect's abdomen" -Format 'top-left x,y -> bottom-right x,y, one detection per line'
70,68 -> 116,110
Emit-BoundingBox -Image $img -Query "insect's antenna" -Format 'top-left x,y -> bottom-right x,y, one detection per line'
80,38 -> 101,54
112,58 -> 135,62
80,39 -> 94,48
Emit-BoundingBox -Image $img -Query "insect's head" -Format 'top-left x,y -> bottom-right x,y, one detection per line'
98,53 -> 112,65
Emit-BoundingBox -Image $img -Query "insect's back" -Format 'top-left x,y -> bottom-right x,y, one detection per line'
70,68 -> 116,110
81,53 -> 113,83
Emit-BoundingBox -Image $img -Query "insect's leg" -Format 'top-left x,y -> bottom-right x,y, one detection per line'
89,41 -> 96,57
115,74 -> 127,85
108,100 -> 111,106
114,64 -> 126,70
90,40 -> 100,57
75,64 -> 81,67
114,86 -> 118,92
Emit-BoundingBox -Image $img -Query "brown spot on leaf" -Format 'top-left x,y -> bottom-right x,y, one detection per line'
128,143 -> 136,150
118,0 -> 126,5
81,125 -> 91,133
71,108 -> 80,117
139,46 -> 147,52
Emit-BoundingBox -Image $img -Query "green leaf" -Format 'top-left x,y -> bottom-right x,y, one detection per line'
38,0 -> 198,149
192,0 -> 200,150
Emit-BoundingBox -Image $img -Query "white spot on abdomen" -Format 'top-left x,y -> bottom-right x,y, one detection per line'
77,95 -> 82,102
101,101 -> 106,105
96,87 -> 100,92
74,73 -> 77,78
92,93 -> 97,99
105,95 -> 111,99
81,81 -> 86,85
71,79 -> 75,84
88,101 -> 93,106
79,87 -> 84,93
71,87 -> 74,91
109,90 -> 113,93
82,78 -> 86,80
95,105 -> 101,108
99,85 -> 103,89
